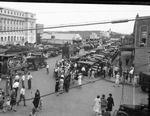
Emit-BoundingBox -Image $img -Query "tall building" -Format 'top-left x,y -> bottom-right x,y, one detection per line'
0,6 -> 36,45
36,24 -> 44,44
133,14 -> 150,74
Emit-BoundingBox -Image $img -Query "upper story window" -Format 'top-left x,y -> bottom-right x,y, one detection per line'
139,25 -> 148,47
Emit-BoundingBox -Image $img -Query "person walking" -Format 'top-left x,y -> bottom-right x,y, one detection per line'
59,75 -> 64,94
13,80 -> 19,98
92,95 -> 101,116
106,94 -> 114,114
125,57 -> 129,66
33,89 -> 40,111
55,79 -> 59,96
101,94 -> 107,114
46,63 -> 49,74
29,108 -> 37,116
78,73 -> 82,88
17,86 -> 26,106
113,72 -> 120,87
27,72 -> 33,89
10,89 -> 17,112
90,70 -> 95,82
21,73 -> 26,88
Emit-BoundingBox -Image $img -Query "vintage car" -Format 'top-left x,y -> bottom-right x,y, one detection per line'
115,98 -> 148,116
139,72 -> 150,92
70,56 -> 80,62
77,60 -> 96,75
26,53 -> 47,71
0,54 -> 28,78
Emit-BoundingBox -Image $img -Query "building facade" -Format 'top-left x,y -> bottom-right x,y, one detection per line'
41,32 -> 82,45
36,24 -> 44,44
0,6 -> 36,45
134,14 -> 150,74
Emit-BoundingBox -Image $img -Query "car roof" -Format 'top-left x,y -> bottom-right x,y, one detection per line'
77,61 -> 95,65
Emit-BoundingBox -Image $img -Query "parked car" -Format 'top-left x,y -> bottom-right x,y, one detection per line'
139,72 -> 150,92
26,53 -> 47,71
115,98 -> 148,116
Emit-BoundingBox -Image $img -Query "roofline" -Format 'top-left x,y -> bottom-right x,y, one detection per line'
0,6 -> 35,15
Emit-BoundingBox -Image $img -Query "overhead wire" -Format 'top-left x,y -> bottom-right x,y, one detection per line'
1,17 -> 150,33
1,16 -> 150,33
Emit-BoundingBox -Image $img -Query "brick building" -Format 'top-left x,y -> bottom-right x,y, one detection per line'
0,6 -> 36,45
133,14 -> 150,74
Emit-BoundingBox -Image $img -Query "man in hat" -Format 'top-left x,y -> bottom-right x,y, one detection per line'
106,93 -> 114,114
55,78 -> 59,96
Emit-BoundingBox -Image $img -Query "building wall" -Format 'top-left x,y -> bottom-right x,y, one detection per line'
0,7 -> 36,45
134,16 -> 150,74
134,47 -> 150,74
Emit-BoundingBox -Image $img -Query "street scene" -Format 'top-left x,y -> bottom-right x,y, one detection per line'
0,2 -> 150,116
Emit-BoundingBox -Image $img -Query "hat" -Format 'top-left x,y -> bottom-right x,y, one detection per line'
109,93 -> 112,96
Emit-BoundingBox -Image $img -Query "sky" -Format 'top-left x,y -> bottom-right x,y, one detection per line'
1,2 -> 150,34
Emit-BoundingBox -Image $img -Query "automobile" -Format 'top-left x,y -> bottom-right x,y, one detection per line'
115,98 -> 148,116
139,72 -> 150,92
70,56 -> 80,62
26,53 -> 47,71
77,60 -> 96,75
0,54 -> 28,78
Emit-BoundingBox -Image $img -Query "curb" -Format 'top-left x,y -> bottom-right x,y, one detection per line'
104,78 -> 132,86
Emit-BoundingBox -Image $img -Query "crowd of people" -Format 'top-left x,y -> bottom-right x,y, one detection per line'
0,47 -> 139,115
0,70 -> 42,115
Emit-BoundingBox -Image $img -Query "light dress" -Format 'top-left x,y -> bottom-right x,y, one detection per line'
115,74 -> 120,84
78,75 -> 82,85
93,98 -> 101,113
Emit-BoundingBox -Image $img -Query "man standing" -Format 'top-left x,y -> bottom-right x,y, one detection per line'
13,80 -> 19,98
15,73 -> 20,82
10,89 -> 17,112
21,73 -> 25,88
46,63 -> 49,74
17,86 -> 26,106
107,94 -> 114,114
27,72 -> 33,89
125,57 -> 129,66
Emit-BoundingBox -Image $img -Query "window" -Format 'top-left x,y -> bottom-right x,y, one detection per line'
8,36 -> 10,41
11,36 -> 13,41
1,37 -> 3,41
139,25 -> 148,47
14,36 -> 16,41
5,37 -> 7,41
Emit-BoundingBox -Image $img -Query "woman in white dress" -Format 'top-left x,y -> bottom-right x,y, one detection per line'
78,73 -> 82,88
92,95 -> 101,116
114,72 -> 120,87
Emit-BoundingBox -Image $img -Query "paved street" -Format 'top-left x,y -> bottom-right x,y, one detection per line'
0,52 -> 148,116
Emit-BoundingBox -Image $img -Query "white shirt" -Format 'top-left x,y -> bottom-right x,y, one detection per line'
129,69 -> 134,74
15,75 -> 20,80
13,82 -> 19,88
22,75 -> 25,81
81,67 -> 85,71
20,88 -> 25,95
46,64 -> 49,68
27,74 -> 33,80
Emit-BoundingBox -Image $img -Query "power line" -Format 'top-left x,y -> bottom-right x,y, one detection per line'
0,17 -> 150,33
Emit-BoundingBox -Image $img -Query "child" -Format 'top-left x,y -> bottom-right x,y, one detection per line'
38,98 -> 43,110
